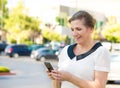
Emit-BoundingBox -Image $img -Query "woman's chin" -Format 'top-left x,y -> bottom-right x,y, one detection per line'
76,41 -> 82,44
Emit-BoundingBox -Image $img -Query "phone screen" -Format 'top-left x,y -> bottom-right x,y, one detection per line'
44,62 -> 54,72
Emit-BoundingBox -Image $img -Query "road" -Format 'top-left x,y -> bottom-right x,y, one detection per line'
0,55 -> 57,88
0,55 -> 120,88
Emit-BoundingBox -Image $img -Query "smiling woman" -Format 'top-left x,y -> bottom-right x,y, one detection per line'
46,10 -> 110,88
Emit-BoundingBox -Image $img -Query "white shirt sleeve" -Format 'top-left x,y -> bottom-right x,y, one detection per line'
94,47 -> 111,72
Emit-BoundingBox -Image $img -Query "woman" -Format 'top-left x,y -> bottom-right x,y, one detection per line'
47,10 -> 110,88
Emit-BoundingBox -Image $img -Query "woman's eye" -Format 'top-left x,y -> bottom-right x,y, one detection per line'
77,28 -> 82,31
71,28 -> 74,31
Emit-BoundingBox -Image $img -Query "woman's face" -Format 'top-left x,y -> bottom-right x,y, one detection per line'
70,19 -> 93,44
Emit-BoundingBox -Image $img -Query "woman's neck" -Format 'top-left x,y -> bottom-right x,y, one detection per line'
78,40 -> 95,48
74,40 -> 96,55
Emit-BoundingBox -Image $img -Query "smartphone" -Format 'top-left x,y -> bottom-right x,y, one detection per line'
44,62 -> 54,72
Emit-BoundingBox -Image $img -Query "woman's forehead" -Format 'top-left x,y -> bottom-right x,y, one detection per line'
70,20 -> 85,27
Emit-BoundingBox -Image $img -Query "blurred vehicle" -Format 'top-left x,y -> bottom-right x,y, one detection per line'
5,44 -> 31,57
108,53 -> 120,82
29,44 -> 45,51
55,46 -> 64,55
45,41 -> 66,50
45,41 -> 66,55
0,43 -> 8,53
30,47 -> 58,61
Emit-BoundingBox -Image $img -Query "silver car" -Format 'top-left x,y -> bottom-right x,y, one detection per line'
108,52 -> 120,82
30,47 -> 58,61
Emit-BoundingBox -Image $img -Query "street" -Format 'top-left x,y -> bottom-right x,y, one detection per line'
0,55 -> 56,88
0,55 -> 120,88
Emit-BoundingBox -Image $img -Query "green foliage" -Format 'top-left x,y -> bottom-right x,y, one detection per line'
4,0 -> 41,44
42,29 -> 66,42
24,40 -> 34,45
95,21 -> 103,29
56,13 -> 68,27
0,66 -> 10,72
56,16 -> 65,26
10,39 -> 17,44
5,1 -> 40,31
0,0 -> 8,17
102,24 -> 120,43
92,29 -> 100,40
0,0 -> 8,29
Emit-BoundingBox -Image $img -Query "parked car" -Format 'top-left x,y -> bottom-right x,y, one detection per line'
0,43 -> 8,53
5,44 -> 31,57
107,52 -> 120,82
30,47 -> 58,61
29,44 -> 45,51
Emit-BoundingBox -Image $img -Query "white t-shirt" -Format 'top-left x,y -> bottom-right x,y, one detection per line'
58,43 -> 110,88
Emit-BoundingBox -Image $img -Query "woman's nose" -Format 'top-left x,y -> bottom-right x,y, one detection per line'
72,30 -> 78,36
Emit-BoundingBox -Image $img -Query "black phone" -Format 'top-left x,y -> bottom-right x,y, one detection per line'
44,62 -> 54,72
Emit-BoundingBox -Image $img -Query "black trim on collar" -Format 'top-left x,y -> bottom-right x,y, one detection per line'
67,43 -> 76,59
67,42 -> 102,61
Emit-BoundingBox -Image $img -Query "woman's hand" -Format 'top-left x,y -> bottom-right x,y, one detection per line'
46,70 -> 55,80
46,70 -> 62,88
51,70 -> 72,81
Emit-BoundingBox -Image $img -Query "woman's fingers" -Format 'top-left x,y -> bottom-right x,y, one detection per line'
46,70 -> 55,80
51,70 -> 63,80
46,69 -> 65,81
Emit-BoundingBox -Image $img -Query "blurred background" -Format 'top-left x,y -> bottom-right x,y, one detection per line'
0,0 -> 120,88
0,0 -> 120,50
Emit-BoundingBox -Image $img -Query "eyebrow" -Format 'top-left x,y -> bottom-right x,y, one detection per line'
71,27 -> 82,30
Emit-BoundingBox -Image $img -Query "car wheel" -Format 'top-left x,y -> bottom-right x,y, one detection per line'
36,58 -> 40,61
13,53 -> 19,58
40,56 -> 46,61
9,55 -> 13,58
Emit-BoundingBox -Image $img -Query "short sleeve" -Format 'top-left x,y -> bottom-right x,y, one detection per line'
94,47 -> 111,72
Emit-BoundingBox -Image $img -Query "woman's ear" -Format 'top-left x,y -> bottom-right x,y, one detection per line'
89,27 -> 94,33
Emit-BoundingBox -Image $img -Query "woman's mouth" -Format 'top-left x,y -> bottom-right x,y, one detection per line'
74,36 -> 81,41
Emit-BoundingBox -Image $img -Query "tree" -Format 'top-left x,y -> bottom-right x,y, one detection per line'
102,24 -> 120,43
92,29 -> 101,40
56,12 -> 68,27
56,16 -> 65,26
42,28 -> 66,42
0,0 -> 8,30
4,0 -> 41,44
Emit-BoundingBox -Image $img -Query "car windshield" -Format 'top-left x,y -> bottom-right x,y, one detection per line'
29,44 -> 45,50
110,53 -> 120,62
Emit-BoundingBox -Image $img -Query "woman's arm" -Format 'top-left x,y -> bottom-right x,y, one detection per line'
51,70 -> 108,88
69,71 -> 108,88
46,70 -> 61,88
52,80 -> 61,88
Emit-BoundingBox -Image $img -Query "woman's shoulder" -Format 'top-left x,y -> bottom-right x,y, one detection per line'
62,45 -> 69,50
59,43 -> 76,55
98,43 -> 110,52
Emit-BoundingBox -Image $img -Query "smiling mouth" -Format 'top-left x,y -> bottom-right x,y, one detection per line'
75,36 -> 81,40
